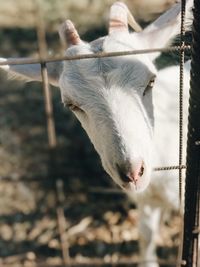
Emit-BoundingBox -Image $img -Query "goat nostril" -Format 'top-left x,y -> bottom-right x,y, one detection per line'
130,162 -> 145,183
138,165 -> 144,177
116,164 -> 131,183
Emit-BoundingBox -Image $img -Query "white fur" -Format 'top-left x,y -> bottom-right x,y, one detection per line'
135,62 -> 190,267
59,35 -> 157,192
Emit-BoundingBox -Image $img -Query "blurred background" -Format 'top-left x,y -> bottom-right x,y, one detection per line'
0,1 -> 185,266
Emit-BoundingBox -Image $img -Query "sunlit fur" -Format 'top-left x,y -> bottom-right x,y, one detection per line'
135,62 -> 190,267
60,33 -> 157,192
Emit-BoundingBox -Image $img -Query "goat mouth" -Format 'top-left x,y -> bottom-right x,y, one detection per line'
122,181 -> 138,191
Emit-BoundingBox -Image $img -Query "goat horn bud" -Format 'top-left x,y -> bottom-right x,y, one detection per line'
127,9 -> 142,32
109,1 -> 142,34
59,20 -> 82,46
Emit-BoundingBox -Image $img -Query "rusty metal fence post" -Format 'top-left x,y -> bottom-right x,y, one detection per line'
182,0 -> 200,266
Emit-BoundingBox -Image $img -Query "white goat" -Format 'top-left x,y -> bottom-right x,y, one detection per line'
0,1 -> 194,266
128,0 -> 179,22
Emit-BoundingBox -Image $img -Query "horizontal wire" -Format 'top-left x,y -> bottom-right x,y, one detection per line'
0,45 -> 191,66
154,165 -> 186,171
0,165 -> 186,183
193,227 -> 200,234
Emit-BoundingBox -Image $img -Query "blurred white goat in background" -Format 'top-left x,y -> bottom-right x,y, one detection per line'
0,0 -> 194,266
128,0 -> 180,22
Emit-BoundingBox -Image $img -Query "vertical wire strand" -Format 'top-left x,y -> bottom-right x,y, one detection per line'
182,0 -> 200,266
193,166 -> 200,266
196,187 -> 200,266
176,1 -> 186,266
195,160 -> 200,266
179,0 -> 186,206
56,179 -> 71,267
34,1 -> 70,266
35,0 -> 57,149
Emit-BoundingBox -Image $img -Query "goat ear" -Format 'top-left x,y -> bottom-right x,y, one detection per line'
0,58 -> 63,87
140,0 -> 193,60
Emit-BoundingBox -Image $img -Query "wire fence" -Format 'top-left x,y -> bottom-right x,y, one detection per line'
0,0 -> 199,267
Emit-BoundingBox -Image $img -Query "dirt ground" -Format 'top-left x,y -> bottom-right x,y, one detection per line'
0,22 -> 185,267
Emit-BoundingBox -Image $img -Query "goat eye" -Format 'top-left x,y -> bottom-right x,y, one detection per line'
143,78 -> 155,96
65,103 -> 83,112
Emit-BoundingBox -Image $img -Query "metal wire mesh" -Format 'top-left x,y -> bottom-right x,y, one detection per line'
0,0 -> 199,266
182,0 -> 200,265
